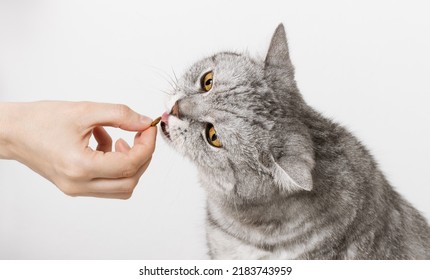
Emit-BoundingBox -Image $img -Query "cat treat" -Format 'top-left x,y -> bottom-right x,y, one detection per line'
150,117 -> 161,127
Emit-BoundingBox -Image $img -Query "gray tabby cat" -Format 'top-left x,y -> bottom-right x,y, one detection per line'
159,24 -> 430,259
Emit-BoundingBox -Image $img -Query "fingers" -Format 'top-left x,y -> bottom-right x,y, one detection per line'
93,126 -> 112,152
63,158 -> 152,199
86,127 -> 157,179
80,102 -> 153,131
77,192 -> 134,200
90,158 -> 151,194
132,126 -> 157,157
57,102 -> 158,199
115,138 -> 131,153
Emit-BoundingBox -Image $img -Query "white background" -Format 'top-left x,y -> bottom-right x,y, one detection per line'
0,0 -> 429,259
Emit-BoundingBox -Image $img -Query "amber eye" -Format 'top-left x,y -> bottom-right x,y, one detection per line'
201,71 -> 213,92
205,123 -> 222,148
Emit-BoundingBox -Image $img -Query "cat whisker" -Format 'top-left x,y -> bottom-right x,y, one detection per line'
143,64 -> 178,94
156,66 -> 179,92
165,78 -> 178,93
171,67 -> 179,85
160,89 -> 174,96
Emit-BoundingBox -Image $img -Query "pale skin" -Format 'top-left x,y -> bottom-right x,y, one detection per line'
0,101 -> 157,199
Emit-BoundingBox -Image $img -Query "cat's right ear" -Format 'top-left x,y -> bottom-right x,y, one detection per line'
272,157 -> 313,192
264,23 -> 294,76
260,151 -> 314,193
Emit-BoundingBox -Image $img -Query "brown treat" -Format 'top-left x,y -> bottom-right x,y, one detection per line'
150,117 -> 161,127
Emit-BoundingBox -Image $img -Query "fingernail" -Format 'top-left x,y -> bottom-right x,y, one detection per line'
140,115 -> 152,125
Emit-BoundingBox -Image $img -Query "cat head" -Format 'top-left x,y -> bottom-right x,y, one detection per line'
160,24 -> 314,202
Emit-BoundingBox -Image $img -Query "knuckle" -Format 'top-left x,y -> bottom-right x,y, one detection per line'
60,153 -> 93,181
64,160 -> 86,180
60,183 -> 80,197
115,104 -> 131,122
120,182 -> 136,193
118,192 -> 133,200
121,163 -> 138,178
116,180 -> 138,198
77,101 -> 90,108
75,101 -> 93,117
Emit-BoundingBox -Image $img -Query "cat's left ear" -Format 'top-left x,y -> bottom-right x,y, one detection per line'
265,23 -> 294,76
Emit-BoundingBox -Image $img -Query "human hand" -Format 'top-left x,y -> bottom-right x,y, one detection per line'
0,101 -> 157,199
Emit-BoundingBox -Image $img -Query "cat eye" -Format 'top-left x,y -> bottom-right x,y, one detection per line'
201,71 -> 213,92
205,123 -> 222,148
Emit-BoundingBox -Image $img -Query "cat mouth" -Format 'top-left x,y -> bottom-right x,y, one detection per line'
160,101 -> 180,141
160,112 -> 171,140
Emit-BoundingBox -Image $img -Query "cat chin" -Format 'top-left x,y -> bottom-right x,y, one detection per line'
198,168 -> 236,195
160,116 -> 193,156
160,115 -> 183,140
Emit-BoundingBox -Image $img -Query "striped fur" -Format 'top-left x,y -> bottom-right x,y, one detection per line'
160,24 -> 430,259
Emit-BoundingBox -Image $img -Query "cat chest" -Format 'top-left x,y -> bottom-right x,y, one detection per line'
206,204 -> 331,259
206,219 -> 331,259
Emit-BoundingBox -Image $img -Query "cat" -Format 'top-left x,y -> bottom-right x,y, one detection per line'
159,24 -> 430,259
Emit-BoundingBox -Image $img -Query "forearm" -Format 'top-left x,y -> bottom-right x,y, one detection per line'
0,102 -> 20,159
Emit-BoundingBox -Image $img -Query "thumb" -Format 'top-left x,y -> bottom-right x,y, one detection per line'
84,102 -> 152,131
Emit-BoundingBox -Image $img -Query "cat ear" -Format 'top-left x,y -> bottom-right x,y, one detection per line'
260,151 -> 313,192
273,158 -> 313,192
265,23 -> 294,75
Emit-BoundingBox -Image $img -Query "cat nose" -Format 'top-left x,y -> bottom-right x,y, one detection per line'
170,100 -> 180,119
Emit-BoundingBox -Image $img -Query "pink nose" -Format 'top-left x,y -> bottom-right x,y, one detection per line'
161,112 -> 170,124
